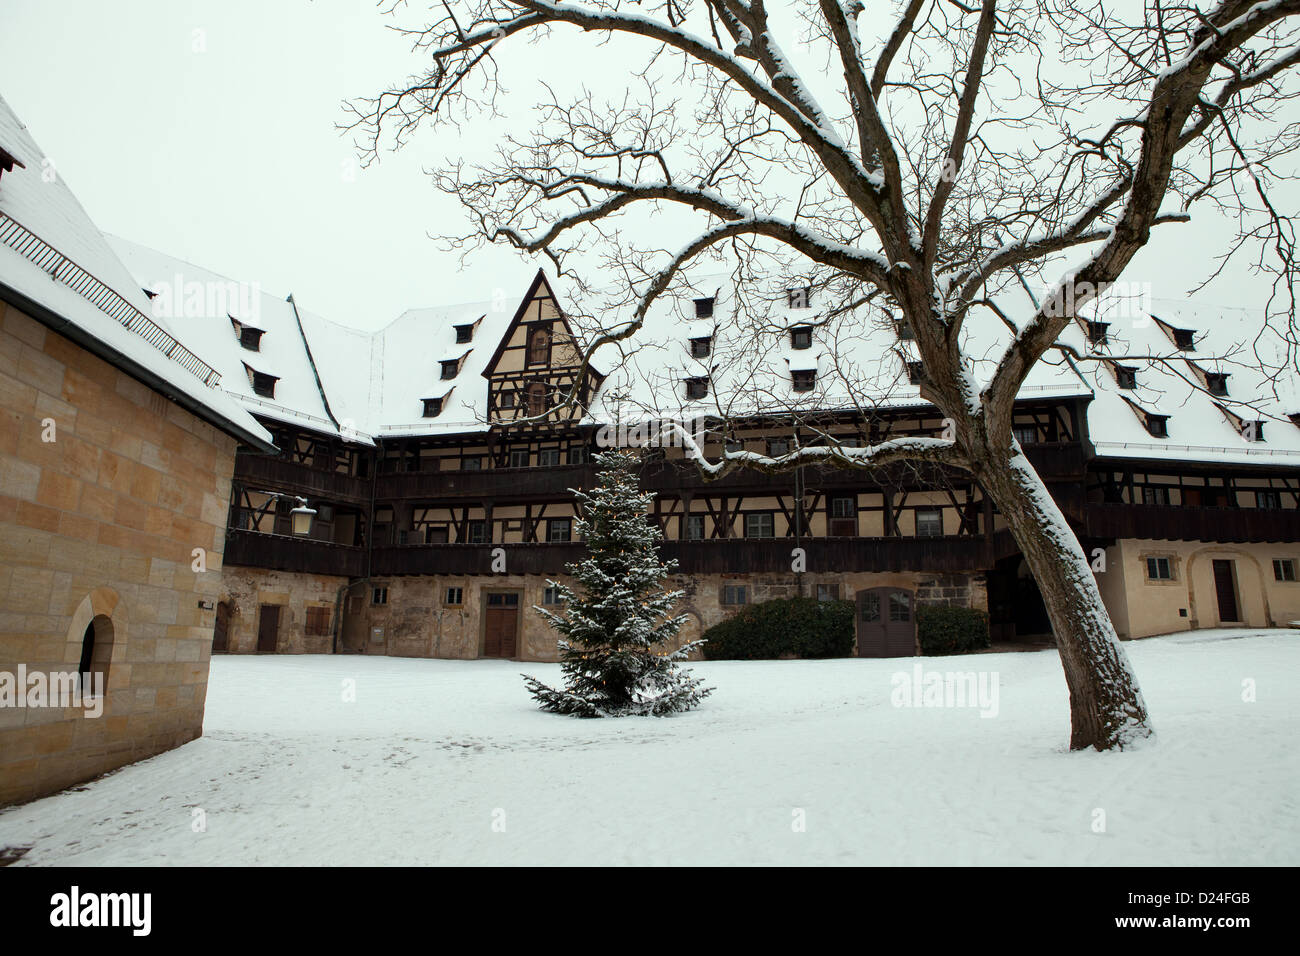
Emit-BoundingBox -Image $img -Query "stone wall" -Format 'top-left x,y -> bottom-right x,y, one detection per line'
349,569 -> 988,661
0,303 -> 238,806
217,566 -> 350,654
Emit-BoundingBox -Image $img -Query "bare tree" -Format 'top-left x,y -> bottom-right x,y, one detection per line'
349,0 -> 1300,750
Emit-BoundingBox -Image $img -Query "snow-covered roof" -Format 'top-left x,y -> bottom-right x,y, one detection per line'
0,94 -> 272,453
101,228 -> 1300,469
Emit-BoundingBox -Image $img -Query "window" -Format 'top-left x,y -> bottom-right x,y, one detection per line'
1086,321 -> 1109,346
422,398 -> 442,418
528,326 -> 551,365
1274,558 -> 1298,582
444,587 -> 464,606
767,438 -> 790,457
526,382 -> 548,415
305,606 -> 332,636
1257,490 -> 1282,510
745,512 -> 775,538
915,508 -> 943,537
690,336 -> 712,358
426,526 -> 449,544
694,297 -> 715,319
725,438 -> 744,454
816,583 -> 839,602
462,457 -> 482,471
543,586 -> 565,606
896,319 -> 914,341
792,369 -> 816,392
1114,365 -> 1137,390
787,287 -> 811,309
440,359 -> 459,380
499,390 -> 516,410
831,497 -> 856,518
722,585 -> 748,606
1205,372 -> 1228,396
889,592 -> 911,622
686,515 -> 705,540
239,326 -> 263,351
685,377 -> 709,400
906,361 -> 924,385
1146,557 -> 1173,581
547,518 -> 572,542
247,368 -> 277,399
538,448 -> 562,467
509,448 -> 531,468
1145,413 -> 1169,438
567,446 -> 587,465
1142,485 -> 1172,506
371,587 -> 389,605
455,324 -> 474,344
466,520 -> 488,544
1013,424 -> 1038,446
790,325 -> 812,349
1171,327 -> 1196,350
860,593 -> 880,621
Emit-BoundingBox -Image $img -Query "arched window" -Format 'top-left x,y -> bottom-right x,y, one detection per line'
78,615 -> 113,695
528,326 -> 551,365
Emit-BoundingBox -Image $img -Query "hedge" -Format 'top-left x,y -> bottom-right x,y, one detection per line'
701,597 -> 855,660
917,605 -> 991,655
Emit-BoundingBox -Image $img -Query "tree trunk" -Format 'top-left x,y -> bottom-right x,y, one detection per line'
976,444 -> 1154,751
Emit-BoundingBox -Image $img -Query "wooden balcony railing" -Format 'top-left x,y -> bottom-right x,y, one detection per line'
224,529 -> 366,577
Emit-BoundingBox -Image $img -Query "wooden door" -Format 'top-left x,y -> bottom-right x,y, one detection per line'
855,587 -> 916,657
212,601 -> 230,654
483,593 -> 520,658
256,604 -> 281,653
1212,560 -> 1240,623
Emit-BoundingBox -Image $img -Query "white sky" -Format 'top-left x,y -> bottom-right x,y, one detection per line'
0,0 -> 1290,332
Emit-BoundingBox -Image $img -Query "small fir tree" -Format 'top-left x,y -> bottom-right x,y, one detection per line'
522,449 -> 712,717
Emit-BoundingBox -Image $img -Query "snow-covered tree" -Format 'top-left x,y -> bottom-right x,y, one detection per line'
353,1 -> 1300,750
522,449 -> 713,717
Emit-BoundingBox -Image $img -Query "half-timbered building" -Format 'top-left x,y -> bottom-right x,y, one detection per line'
105,237 -> 1300,662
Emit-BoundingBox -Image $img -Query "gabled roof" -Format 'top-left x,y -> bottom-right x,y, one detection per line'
0,95 -> 272,453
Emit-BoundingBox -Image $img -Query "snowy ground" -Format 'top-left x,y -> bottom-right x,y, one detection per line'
1,628 -> 1296,866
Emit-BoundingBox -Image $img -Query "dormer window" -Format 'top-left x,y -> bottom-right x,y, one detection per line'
787,287 -> 811,309
792,369 -> 816,392
694,297 -> 715,319
244,365 -> 278,399
1154,317 -> 1196,350
0,145 -> 24,183
440,358 -> 460,380
1217,404 -> 1265,442
1291,413 -> 1300,431
790,325 -> 813,349
422,397 -> 443,418
906,361 -> 924,385
1205,371 -> 1228,396
454,324 -> 474,344
240,327 -> 263,351
528,326 -> 551,365
685,377 -> 709,401
690,336 -> 712,359
1124,398 -> 1168,438
1086,321 -> 1109,347
1113,364 -> 1137,390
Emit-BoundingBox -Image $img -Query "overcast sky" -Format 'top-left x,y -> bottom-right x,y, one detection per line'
0,0 -> 1290,332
